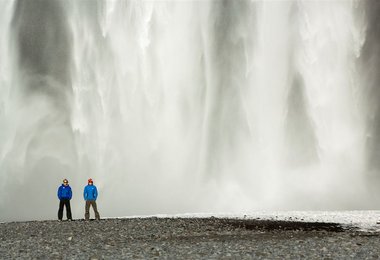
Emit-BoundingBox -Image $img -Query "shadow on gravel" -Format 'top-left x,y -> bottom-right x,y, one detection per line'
219,218 -> 348,232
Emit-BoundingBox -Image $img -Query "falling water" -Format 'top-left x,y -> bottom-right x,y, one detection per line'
0,0 -> 378,221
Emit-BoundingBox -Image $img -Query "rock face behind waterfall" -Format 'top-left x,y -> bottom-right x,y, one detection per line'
285,73 -> 318,167
1,218 -> 380,259
362,0 -> 380,172
12,0 -> 72,97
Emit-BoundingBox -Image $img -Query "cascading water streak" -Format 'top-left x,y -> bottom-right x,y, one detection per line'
0,0 -> 376,221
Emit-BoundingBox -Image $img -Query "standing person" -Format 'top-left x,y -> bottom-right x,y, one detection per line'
83,178 -> 100,220
57,179 -> 73,221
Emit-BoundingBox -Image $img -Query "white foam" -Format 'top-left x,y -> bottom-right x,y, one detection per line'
112,210 -> 380,232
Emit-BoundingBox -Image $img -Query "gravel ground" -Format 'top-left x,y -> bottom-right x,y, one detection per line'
1,217 -> 380,259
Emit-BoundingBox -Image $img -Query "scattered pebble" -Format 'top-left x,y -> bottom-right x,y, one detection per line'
0,218 -> 379,259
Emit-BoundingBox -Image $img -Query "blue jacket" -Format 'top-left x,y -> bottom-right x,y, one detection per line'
84,185 -> 98,201
57,185 -> 72,200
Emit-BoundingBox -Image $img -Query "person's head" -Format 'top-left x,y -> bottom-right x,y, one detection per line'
88,178 -> 93,185
63,179 -> 69,186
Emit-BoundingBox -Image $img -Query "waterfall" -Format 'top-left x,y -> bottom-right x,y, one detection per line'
0,0 -> 375,221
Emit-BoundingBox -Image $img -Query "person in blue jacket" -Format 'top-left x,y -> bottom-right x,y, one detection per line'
57,179 -> 72,221
83,178 -> 100,220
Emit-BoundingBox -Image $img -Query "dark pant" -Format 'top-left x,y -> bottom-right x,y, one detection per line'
58,199 -> 72,220
85,200 -> 100,220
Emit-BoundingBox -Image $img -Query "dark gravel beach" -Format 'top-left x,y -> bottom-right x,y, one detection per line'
1,217 -> 379,259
